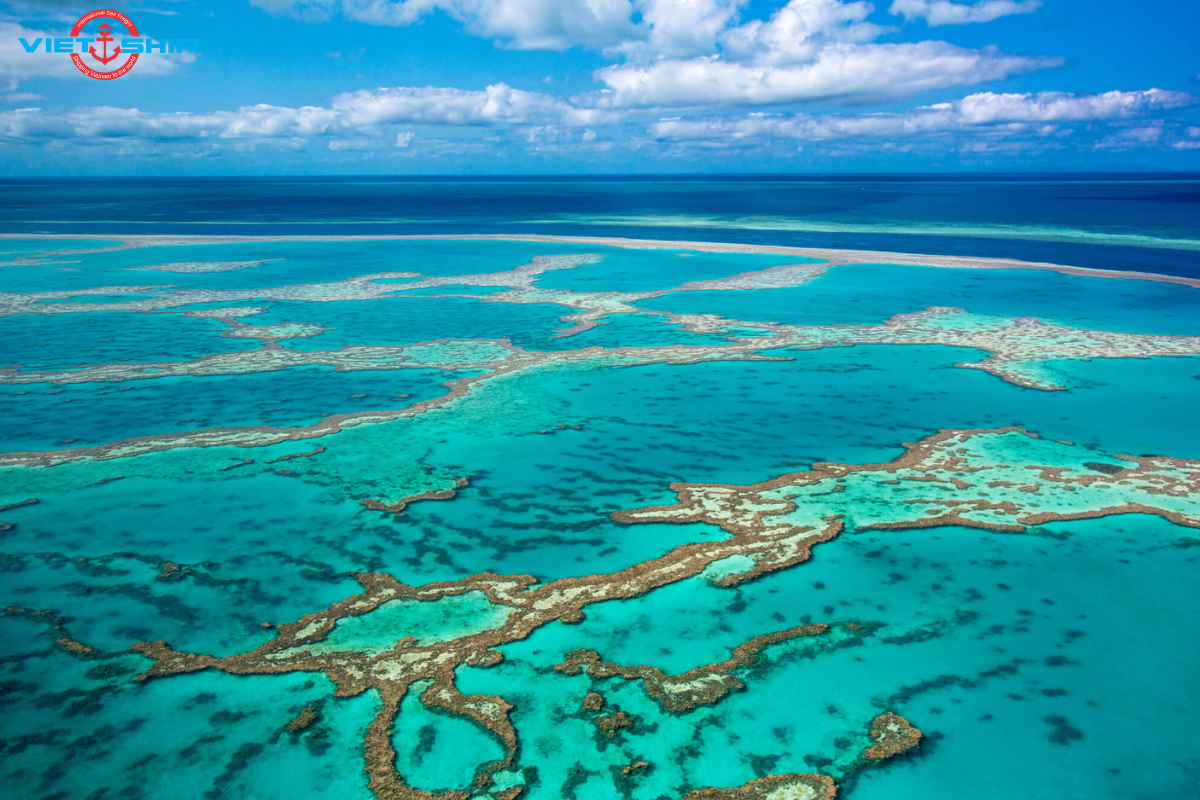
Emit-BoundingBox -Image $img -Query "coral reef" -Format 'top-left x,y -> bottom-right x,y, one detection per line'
862,713 -> 923,761
116,428 -> 1200,800
615,427 -> 1200,536
555,624 -> 831,713
683,773 -> 837,800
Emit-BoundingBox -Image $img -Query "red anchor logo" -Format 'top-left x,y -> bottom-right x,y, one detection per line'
70,9 -> 140,81
89,23 -> 121,65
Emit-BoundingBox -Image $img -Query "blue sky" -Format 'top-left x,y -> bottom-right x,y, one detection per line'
0,0 -> 1198,174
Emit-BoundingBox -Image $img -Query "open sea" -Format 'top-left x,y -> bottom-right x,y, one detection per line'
0,175 -> 1198,800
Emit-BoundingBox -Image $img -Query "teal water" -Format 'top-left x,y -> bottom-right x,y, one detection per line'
394,682 -> 506,791
534,249 -> 810,293
0,310 -> 260,371
33,293 -> 165,304
644,262 -> 1200,335
0,240 -> 601,294
0,238 -> 120,254
1,367 -> 468,451
254,296 -> 574,352
1,234 -> 1198,800
534,313 -> 736,350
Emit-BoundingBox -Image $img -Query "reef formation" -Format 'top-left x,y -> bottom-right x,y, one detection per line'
4,237 -> 1200,799
4,243 -> 1200,470
120,428 -> 1198,799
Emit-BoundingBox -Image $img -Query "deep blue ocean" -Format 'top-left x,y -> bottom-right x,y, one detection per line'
3,174 -> 1200,277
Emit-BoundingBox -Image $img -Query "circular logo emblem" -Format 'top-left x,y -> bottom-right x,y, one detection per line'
71,9 -> 139,80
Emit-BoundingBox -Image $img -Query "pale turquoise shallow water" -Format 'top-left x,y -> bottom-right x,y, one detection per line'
0,235 -> 1198,800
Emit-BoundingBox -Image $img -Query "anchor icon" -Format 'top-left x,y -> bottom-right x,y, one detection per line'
89,23 -> 121,65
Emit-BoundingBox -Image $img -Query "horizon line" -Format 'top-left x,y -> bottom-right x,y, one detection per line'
3,170 -> 1200,181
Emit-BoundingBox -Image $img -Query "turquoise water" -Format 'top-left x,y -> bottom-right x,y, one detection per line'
1,234 -> 1198,800
307,592 -> 514,654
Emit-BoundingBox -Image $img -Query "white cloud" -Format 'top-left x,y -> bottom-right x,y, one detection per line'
1094,124 -> 1165,150
648,89 -> 1196,143
252,0 -> 1038,54
577,0 -> 1058,109
0,107 -> 77,139
593,42 -> 1055,108
12,84 -> 1185,158
620,0 -> 746,59
890,0 -> 1041,26
955,88 -> 1193,123
244,0 -> 1062,113
721,0 -> 885,64
0,82 -> 603,145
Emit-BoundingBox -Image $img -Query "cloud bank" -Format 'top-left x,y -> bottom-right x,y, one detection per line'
3,0 -> 1197,167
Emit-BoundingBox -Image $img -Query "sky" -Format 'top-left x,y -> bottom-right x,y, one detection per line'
0,0 -> 1198,174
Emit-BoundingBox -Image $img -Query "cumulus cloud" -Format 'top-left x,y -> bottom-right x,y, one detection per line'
245,0 -> 1061,111
648,89 -> 1196,143
6,83 -> 1189,161
577,0 -> 1057,109
0,82 -> 601,145
252,0 -> 1043,54
619,0 -> 746,59
889,0 -> 1041,26
594,42 -> 1055,108
955,88 -> 1193,123
720,0 -> 885,64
